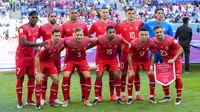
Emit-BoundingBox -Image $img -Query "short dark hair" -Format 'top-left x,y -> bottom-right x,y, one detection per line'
29,11 -> 38,16
74,28 -> 83,33
70,8 -> 77,12
106,25 -> 115,31
52,29 -> 60,34
48,11 -> 56,17
182,17 -> 189,24
126,7 -> 134,12
139,27 -> 148,32
155,8 -> 164,14
153,26 -> 163,31
101,6 -> 109,10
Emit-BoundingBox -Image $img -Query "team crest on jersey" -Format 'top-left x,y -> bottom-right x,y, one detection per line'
19,28 -> 23,33
115,45 -> 117,48
160,50 -> 168,56
166,47 -> 168,50
40,46 -> 45,51
135,26 -> 138,30
174,40 -> 178,44
84,47 -> 86,50
147,48 -> 149,51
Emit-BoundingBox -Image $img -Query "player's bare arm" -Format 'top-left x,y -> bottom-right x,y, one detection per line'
150,53 -> 156,74
127,53 -> 135,76
34,53 -> 43,84
122,39 -> 130,46
21,37 -> 48,47
87,38 -> 97,50
168,47 -> 183,64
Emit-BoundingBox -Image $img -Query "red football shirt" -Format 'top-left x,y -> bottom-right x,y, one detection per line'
116,20 -> 143,54
128,38 -> 156,62
38,23 -> 64,41
37,39 -> 64,62
153,35 -> 182,62
89,20 -> 116,37
64,36 -> 90,61
16,23 -> 39,61
62,21 -> 88,37
96,34 -> 123,60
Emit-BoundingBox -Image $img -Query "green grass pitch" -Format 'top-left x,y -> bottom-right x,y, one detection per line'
0,64 -> 200,112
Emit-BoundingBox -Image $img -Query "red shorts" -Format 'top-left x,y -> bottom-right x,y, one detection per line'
40,61 -> 58,76
120,53 -> 128,71
96,58 -> 119,74
15,58 -> 34,77
63,60 -> 90,73
54,54 -> 61,72
132,60 -> 151,72
175,59 -> 182,77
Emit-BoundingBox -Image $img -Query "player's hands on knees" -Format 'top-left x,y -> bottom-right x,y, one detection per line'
35,73 -> 44,84
167,59 -> 175,64
128,69 -> 135,77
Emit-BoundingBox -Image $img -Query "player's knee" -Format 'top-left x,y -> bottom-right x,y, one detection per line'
113,72 -> 120,79
53,78 -> 59,84
96,73 -> 103,80
27,74 -> 35,79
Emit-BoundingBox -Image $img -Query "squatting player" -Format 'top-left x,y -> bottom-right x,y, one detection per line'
38,11 -> 63,105
62,28 -> 96,107
93,25 -> 130,105
127,28 -> 157,104
153,26 -> 183,105
34,29 -> 64,109
15,11 -> 47,109
62,8 -> 89,102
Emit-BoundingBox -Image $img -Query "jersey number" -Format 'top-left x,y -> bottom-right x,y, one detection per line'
106,49 -> 112,55
77,52 -> 81,57
16,68 -> 21,74
129,32 -> 135,39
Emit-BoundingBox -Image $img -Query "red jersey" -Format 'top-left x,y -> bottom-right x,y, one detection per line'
128,38 -> 156,62
16,23 -> 39,61
96,34 -> 123,60
38,23 -> 64,41
64,36 -> 90,61
116,20 -> 143,54
62,21 -> 88,37
153,35 -> 182,62
89,20 -> 116,37
37,39 -> 64,62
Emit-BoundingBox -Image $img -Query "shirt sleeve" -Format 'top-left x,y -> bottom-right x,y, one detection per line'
168,24 -> 174,37
84,24 -> 89,36
18,26 -> 26,39
128,42 -> 134,54
37,26 -> 43,39
116,24 -> 121,34
171,38 -> 182,50
89,23 -> 95,35
60,26 -> 65,38
150,41 -> 156,53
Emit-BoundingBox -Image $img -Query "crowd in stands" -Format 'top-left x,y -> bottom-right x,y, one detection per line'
122,0 -> 200,23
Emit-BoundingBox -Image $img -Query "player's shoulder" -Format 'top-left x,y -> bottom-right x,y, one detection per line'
62,21 -> 70,26
134,19 -> 144,24
162,21 -> 171,26
115,34 -> 123,39
78,21 -> 87,25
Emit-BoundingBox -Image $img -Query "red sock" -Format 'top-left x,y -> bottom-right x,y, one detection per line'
148,74 -> 155,96
134,73 -> 140,92
176,78 -> 183,98
68,75 -> 71,98
162,85 -> 170,96
84,77 -> 91,100
62,76 -> 69,101
115,79 -> 121,97
16,79 -> 23,104
35,83 -> 42,105
121,73 -> 127,93
127,75 -> 134,97
41,80 -> 47,100
99,79 -> 103,97
79,73 -> 85,97
49,83 -> 58,103
94,79 -> 102,98
27,78 -> 35,102
109,72 -> 115,96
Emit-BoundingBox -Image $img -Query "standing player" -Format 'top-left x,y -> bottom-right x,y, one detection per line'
116,7 -> 144,101
89,6 -> 117,101
127,28 -> 157,104
93,25 -> 130,105
153,26 -> 183,105
62,8 -> 89,101
15,11 -> 47,109
37,11 -> 63,105
35,29 -> 64,109
62,28 -> 96,107
143,8 -> 173,63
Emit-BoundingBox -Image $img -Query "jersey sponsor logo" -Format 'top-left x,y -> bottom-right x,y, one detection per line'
106,49 -> 112,55
173,40 -> 178,44
40,46 -> 45,51
140,51 -> 145,56
160,50 -> 168,56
